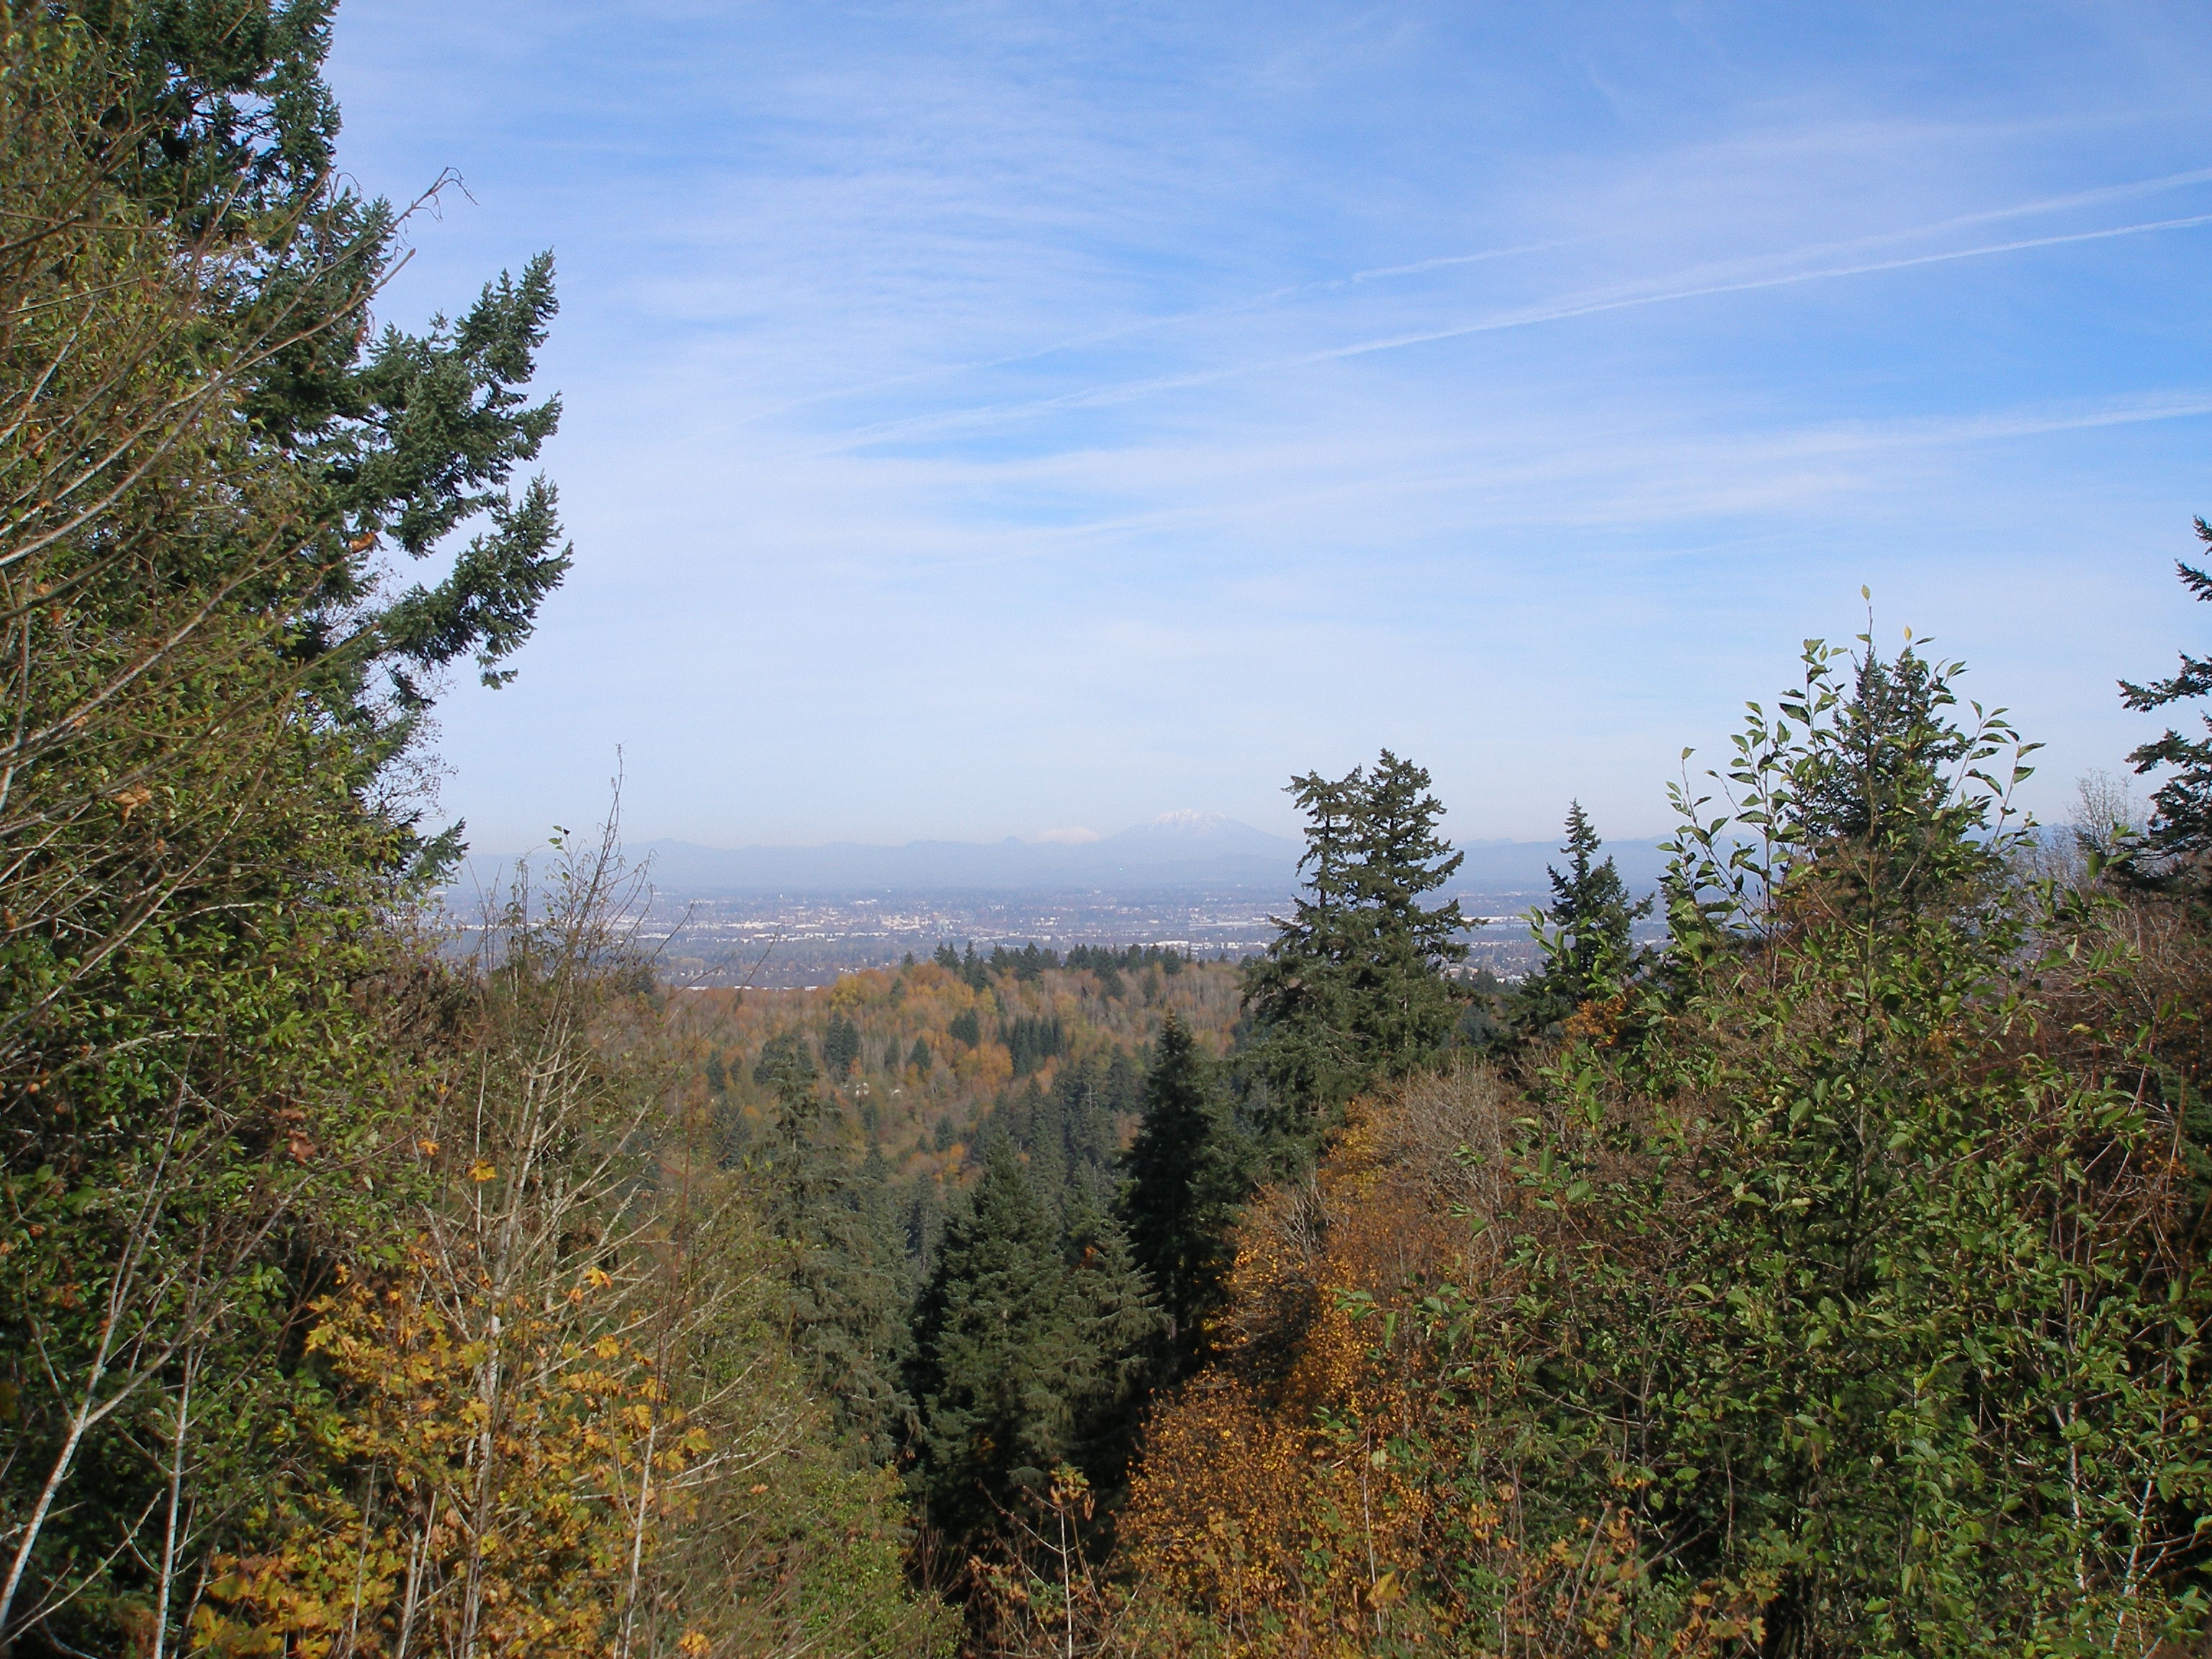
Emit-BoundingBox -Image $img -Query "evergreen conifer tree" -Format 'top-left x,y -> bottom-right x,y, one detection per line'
1060,1200 -> 1167,1480
1241,750 -> 1469,1130
756,1064 -> 909,1455
905,1142 -> 1162,1543
1119,1015 -> 1250,1361
1105,1051 -> 1144,1118
904,1182 -> 947,1269
822,1012 -> 862,1076
752,1030 -> 817,1092
1057,1058 -> 1123,1195
1799,642 -> 1969,844
1515,802 -> 1652,1035
1773,634 -> 2009,923
79,3 -> 573,830
906,1142 -> 1075,1539
2121,537 -> 2212,884
1025,1079 -> 1070,1204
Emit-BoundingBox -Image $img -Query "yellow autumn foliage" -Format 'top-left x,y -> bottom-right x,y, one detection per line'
194,1250 -> 687,1659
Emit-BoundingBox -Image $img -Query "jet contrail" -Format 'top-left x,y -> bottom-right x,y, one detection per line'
776,164 -> 2212,428
1292,210 -> 2212,369
807,207 -> 2212,454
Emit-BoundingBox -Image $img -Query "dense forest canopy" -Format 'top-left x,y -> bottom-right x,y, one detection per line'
6,6 -> 2212,1658
0,7 -> 950,1654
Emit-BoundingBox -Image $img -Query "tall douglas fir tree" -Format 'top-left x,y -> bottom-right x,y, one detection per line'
1241,750 -> 1469,1133
755,1061 -> 913,1457
1119,1015 -> 1250,1365
904,1142 -> 1161,1547
90,0 -> 573,861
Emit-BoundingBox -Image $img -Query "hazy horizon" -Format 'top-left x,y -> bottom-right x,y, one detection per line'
463,808 -> 1676,861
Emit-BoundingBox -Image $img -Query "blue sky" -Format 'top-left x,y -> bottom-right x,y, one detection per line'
325,1 -> 2212,850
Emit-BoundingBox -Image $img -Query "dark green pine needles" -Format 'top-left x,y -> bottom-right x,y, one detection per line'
1241,750 -> 1470,1131
1514,801 -> 1651,1037
1118,1015 -> 1251,1364
904,1143 -> 1161,1543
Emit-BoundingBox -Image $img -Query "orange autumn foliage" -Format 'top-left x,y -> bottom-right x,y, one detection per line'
1119,1094 -> 1460,1658
668,958 -> 1242,1190
1117,1066 -> 1763,1659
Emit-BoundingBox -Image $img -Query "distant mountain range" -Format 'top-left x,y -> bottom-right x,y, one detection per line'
1454,833 -> 1670,894
460,811 -> 1672,898
624,811 -> 1302,894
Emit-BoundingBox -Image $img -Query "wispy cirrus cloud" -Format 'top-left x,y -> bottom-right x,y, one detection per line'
787,161 -> 2212,430
802,195 -> 2212,456
325,0 -> 2212,849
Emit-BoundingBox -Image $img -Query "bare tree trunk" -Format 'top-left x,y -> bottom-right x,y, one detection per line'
395,1487 -> 436,1659
150,1352 -> 196,1659
0,1145 -> 179,1644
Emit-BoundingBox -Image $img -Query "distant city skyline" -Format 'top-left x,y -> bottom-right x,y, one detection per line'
452,805 -> 1655,989
462,808 -> 1681,903
326,3 -> 2212,851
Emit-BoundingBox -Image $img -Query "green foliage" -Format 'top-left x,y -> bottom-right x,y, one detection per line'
210,837 -> 953,1658
1512,800 -> 1653,1037
904,1143 -> 1164,1548
961,1053 -> 1146,1220
2122,536 -> 2212,884
822,1012 -> 863,1076
1002,1013 -> 1066,1077
1118,1015 -> 1251,1362
752,1029 -> 818,1095
1241,750 -> 1468,1135
1396,639 -> 2211,1651
1452,965 -> 1512,1049
1663,634 -> 2024,952
1795,640 -> 1968,843
81,0 -> 572,739
0,21 -> 440,1646
754,1070 -> 912,1456
31,10 -> 2212,1652
925,940 -> 1191,986
0,18 -> 953,1655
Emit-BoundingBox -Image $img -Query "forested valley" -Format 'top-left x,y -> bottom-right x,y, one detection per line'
6,6 -> 2212,1656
